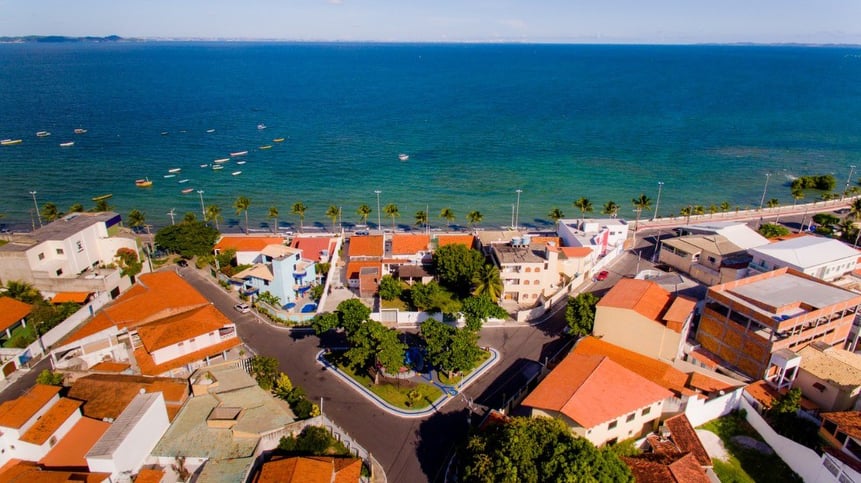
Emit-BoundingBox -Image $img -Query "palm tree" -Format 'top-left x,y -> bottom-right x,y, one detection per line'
791,189 -> 804,206
234,196 -> 251,234
292,201 -> 308,233
384,203 -> 400,231
573,197 -> 593,217
127,209 -> 146,230
601,201 -> 619,218
472,264 -> 503,301
325,205 -> 340,232
632,194 -> 652,231
93,199 -> 112,212
850,198 -> 861,221
467,210 -> 483,229
183,212 -> 197,224
439,207 -> 455,229
268,206 -> 280,233
5,280 -> 43,304
719,201 -> 730,213
41,203 -> 60,222
205,204 -> 223,230
69,203 -> 84,213
708,204 -> 718,216
357,204 -> 372,225
693,205 -> 705,215
548,207 -> 564,225
767,198 -> 780,209
415,210 -> 428,230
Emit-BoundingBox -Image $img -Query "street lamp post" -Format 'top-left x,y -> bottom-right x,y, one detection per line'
844,165 -> 857,200
758,173 -> 771,211
197,190 -> 206,220
29,191 -> 42,228
374,190 -> 382,234
514,189 -> 522,231
653,182 -> 664,221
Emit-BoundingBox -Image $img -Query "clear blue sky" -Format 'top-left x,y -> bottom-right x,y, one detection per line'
2,0 -> 860,44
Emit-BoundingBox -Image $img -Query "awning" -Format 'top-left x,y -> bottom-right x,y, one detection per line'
297,285 -> 311,293
283,302 -> 296,310
51,292 -> 92,304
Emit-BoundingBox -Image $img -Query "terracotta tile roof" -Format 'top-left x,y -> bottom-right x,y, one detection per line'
346,260 -> 382,280
0,460 -> 111,483
50,292 -> 92,304
522,353 -> 672,428
663,414 -> 711,466
89,361 -> 131,373
20,398 -> 82,445
690,347 -> 722,370
260,244 -> 300,259
290,236 -> 336,262
436,234 -> 475,249
687,372 -> 739,395
348,235 -> 384,258
623,453 -> 710,483
214,236 -> 284,253
333,458 -> 362,483
745,380 -> 819,411
68,374 -> 188,422
133,469 -> 165,483
573,337 -> 692,396
39,417 -> 110,469
560,246 -> 593,259
136,305 -> 233,352
530,236 -> 560,246
391,234 -> 430,255
822,411 -> 861,440
0,297 -> 32,332
134,338 -> 240,377
597,278 -> 672,322
0,384 -> 61,429
662,296 -> 697,325
232,263 -> 274,282
253,456 -> 360,483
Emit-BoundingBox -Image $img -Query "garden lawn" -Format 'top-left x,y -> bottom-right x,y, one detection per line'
437,350 -> 492,386
700,412 -> 802,483
380,298 -> 409,311
328,355 -> 443,410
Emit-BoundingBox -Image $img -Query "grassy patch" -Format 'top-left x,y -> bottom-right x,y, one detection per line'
2,325 -> 35,348
381,297 -> 409,310
326,354 -> 443,409
437,350 -> 492,386
700,412 -> 802,483
0,239 -> 8,247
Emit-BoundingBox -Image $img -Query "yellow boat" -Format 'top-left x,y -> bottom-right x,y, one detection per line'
135,178 -> 153,188
1,139 -> 23,146
92,194 -> 113,202
259,145 -> 272,150
273,138 -> 285,143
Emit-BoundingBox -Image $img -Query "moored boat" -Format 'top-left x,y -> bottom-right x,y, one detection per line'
257,123 -> 267,130
232,171 -> 242,176
259,145 -> 272,150
74,128 -> 87,134
230,150 -> 248,157
206,129 -> 215,133
92,194 -> 113,201
135,178 -> 153,188
164,174 -> 176,178
178,179 -> 190,184
1,139 -> 23,146
36,131 -> 51,137
212,165 -> 224,170
200,163 -> 209,168
213,158 -> 229,164
181,188 -> 194,194
59,141 -> 75,147
273,138 -> 285,143
398,153 -> 409,161
168,168 -> 181,173
236,161 -> 246,165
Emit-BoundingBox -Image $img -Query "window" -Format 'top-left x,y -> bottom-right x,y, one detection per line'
55,268 -> 63,276
76,240 -> 83,252
38,252 -> 45,260
535,267 -> 541,273
189,338 -> 195,343
49,436 -> 57,447
626,413 -> 635,422
56,248 -> 64,255
608,420 -> 617,430
813,382 -> 827,392
534,279 -> 539,285
641,407 -> 651,416
525,267 -> 531,273
178,341 -> 184,347
708,256 -> 716,264
524,280 -> 530,285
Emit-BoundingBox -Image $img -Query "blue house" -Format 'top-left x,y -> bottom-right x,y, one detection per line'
231,244 -> 317,308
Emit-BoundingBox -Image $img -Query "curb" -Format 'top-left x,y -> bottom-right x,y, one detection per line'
315,348 -> 500,419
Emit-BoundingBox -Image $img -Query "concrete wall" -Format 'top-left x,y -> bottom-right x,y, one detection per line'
794,368 -> 859,412
532,400 -> 663,447
683,387 -> 745,427
150,328 -> 236,366
593,306 -> 682,362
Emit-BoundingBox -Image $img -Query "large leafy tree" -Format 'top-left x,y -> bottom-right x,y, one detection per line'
234,196 -> 251,234
5,280 -> 44,304
344,319 -> 406,375
565,292 -> 599,337
183,212 -> 197,224
155,221 -> 219,258
292,201 -> 308,233
433,243 -> 485,297
461,295 -> 508,332
310,312 -> 339,336
420,319 -> 483,379
336,299 -> 371,336
357,203 -> 372,225
472,264 -> 503,301
378,274 -> 403,301
758,223 -> 790,239
250,355 -> 280,390
384,203 -> 400,231
458,416 -> 634,483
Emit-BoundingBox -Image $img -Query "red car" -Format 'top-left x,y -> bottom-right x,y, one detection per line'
595,270 -> 609,281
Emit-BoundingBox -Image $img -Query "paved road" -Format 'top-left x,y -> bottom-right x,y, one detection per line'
0,358 -> 51,404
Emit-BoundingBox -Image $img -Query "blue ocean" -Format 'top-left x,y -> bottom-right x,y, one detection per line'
1,42 -> 860,231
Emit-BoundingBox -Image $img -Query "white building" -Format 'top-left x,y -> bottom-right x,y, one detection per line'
490,238 -> 561,307
748,235 -> 859,282
556,218 -> 629,255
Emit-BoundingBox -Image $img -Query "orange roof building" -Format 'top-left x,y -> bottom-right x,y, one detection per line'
390,234 -> 430,257
348,235 -> 384,258
622,452 -> 710,483
53,271 -> 239,377
51,291 -> 92,304
594,278 -> 697,362
290,236 -> 337,263
214,236 -> 285,266
522,352 -> 672,446
0,460 -> 110,483
0,384 -> 61,431
68,373 -> 189,422
0,297 -> 32,335
436,234 -> 475,249
39,417 -> 111,469
253,456 -> 362,483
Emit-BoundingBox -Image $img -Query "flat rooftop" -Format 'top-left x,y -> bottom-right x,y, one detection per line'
492,243 -> 546,264
0,212 -> 120,252
727,272 -> 858,312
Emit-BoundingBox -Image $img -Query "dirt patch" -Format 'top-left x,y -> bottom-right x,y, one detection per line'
732,435 -> 774,455
696,429 -> 729,462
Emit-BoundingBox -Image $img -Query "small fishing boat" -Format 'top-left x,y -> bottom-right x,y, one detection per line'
259,145 -> 272,150
168,168 -> 181,173
212,165 -> 224,170
1,139 -> 22,146
164,174 -> 176,178
230,150 -> 248,157
135,178 -> 153,188
206,128 -> 215,133
273,138 -> 285,143
257,123 -> 267,130
398,153 -> 409,161
178,179 -> 190,184
92,194 -> 113,202
36,131 -> 51,137
181,188 -> 194,194
236,161 -> 246,165
232,171 -> 242,176
200,163 -> 209,168
160,131 -> 168,135
74,128 -> 87,134
213,158 -> 229,164
59,141 -> 75,147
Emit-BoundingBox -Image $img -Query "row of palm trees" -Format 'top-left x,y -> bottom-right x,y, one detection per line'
546,194 -> 654,228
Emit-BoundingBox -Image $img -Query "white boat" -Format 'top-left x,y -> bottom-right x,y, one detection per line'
273,138 -> 285,143
168,168 -> 181,173
232,171 -> 242,176
1,139 -> 22,146
164,174 -> 176,178
259,145 -> 272,150
160,131 -> 168,135
74,128 -> 87,134
36,131 -> 51,137
59,141 -> 75,147
178,179 -> 190,184
257,123 -> 266,130
181,188 -> 194,194
206,129 -> 215,133
200,163 -> 209,168
213,158 -> 229,164
236,161 -> 246,165
230,151 -> 248,157
212,165 -> 224,170
398,153 -> 409,161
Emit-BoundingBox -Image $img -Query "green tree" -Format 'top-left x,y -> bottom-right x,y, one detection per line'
547,207 -> 564,225
573,197 -> 593,216
632,194 -> 652,230
154,221 -> 219,258
767,198 -> 780,208
758,223 -> 790,238
792,189 -> 805,207
602,200 -> 620,218
467,210 -> 483,229
5,280 -> 44,304
336,299 -> 371,336
344,319 -> 406,375
93,198 -> 112,212
311,312 -> 339,335
440,207 -> 456,229
461,295 -> 508,332
278,425 -> 341,455
565,292 -> 599,337
357,203 -> 372,225
249,355 -> 280,390
233,196 -> 251,234
472,264 -> 503,301
115,247 -> 143,278
183,212 -> 197,224
41,202 -> 60,222
408,281 -> 461,314
433,243 -> 485,297
813,212 -> 840,226
292,201 -> 308,233
378,274 -> 403,301
850,198 -> 861,220
420,319 -> 482,379
414,210 -> 429,232
458,416 -> 634,483
325,205 -> 340,232
384,203 -> 400,231
68,203 -> 84,213
770,388 -> 801,416
719,201 -> 730,212
272,372 -> 294,399
268,206 -> 279,233
708,204 -> 718,216
205,204 -> 223,230
127,209 -> 146,230
36,369 -> 64,386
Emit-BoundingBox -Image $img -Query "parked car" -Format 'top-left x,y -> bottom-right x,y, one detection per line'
595,270 -> 609,281
177,259 -> 188,267
234,303 -> 251,314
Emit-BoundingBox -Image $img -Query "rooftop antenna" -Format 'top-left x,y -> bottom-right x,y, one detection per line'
167,208 -> 176,225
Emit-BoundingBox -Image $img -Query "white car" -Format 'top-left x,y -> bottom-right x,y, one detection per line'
234,303 -> 251,314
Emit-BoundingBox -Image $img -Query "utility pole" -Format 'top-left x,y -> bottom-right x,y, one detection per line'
197,190 -> 206,220
844,165 -> 856,200
759,173 -> 771,211
29,190 -> 42,228
515,189 -> 522,231
167,208 -> 176,225
374,190 -> 382,234
653,181 -> 664,221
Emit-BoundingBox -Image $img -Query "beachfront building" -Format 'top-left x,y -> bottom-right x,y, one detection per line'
794,342 -> 861,412
695,268 -> 861,380
556,218 -> 628,254
593,279 -> 697,362
231,244 -> 317,308
345,235 -> 383,295
213,235 -> 285,266
390,234 -> 431,265
0,212 -> 140,298
51,271 -> 240,378
675,221 -> 769,250
657,234 -> 752,286
489,237 -> 561,307
747,235 -> 860,282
